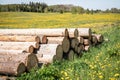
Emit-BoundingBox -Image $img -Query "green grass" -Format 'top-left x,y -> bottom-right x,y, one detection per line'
17,25 -> 120,80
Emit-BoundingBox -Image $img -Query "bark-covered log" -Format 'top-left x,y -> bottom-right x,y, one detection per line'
70,38 -> 79,49
84,46 -> 90,51
0,28 -> 78,38
67,28 -> 78,38
0,76 -> 16,80
0,42 -> 39,49
78,28 -> 92,40
63,50 -> 74,61
92,34 -> 104,43
0,62 -> 25,76
91,36 -> 98,45
37,44 -> 63,61
40,35 -> 48,44
77,37 -> 84,44
62,37 -> 70,53
37,54 -> 56,64
79,44 -> 85,51
0,44 -> 34,53
0,28 -> 68,37
0,53 -> 38,71
0,35 -> 40,43
83,39 -> 91,46
47,37 -> 64,44
0,49 -> 27,55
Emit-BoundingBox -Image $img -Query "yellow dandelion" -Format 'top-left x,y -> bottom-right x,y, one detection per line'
114,73 -> 119,77
64,72 -> 68,76
61,71 -> 64,74
65,76 -> 70,80
99,75 -> 103,79
61,77 -> 64,80
109,78 -> 116,80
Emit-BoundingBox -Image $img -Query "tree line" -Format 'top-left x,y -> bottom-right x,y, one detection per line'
0,2 -> 120,14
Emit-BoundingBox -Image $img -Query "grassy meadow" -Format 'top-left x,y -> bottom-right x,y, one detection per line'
0,12 -> 120,29
0,12 -> 120,80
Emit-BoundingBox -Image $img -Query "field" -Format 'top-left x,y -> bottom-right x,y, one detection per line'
0,12 -> 120,29
0,12 -> 120,80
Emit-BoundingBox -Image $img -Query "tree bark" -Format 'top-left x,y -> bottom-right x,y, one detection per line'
83,39 -> 91,46
0,35 -> 40,43
37,54 -> 56,64
67,28 -> 78,38
0,53 -> 38,72
0,42 -> 39,49
92,34 -> 104,43
37,44 -> 63,61
47,37 -> 64,44
0,62 -> 25,76
0,49 -> 26,55
77,37 -> 84,44
0,28 -> 78,38
40,35 -> 48,44
0,44 -> 34,53
91,36 -> 98,45
63,50 -> 74,61
70,38 -> 79,49
84,46 -> 90,51
78,28 -> 92,40
62,37 -> 70,53
0,28 -> 67,36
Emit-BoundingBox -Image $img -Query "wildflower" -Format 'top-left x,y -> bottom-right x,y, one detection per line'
65,76 -> 70,80
99,75 -> 103,79
61,71 -> 64,74
89,65 -> 94,69
114,73 -> 119,77
64,72 -> 68,76
61,77 -> 64,80
109,78 -> 116,80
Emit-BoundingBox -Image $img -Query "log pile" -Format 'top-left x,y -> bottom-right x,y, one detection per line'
0,28 -> 104,77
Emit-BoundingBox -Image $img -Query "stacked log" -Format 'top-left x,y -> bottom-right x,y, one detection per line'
0,28 -> 104,77
36,44 -> 63,63
0,62 -> 26,76
0,53 -> 38,72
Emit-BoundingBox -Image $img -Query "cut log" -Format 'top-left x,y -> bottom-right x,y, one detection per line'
0,76 -> 16,80
63,50 -> 74,61
0,35 -> 40,43
70,38 -> 79,49
92,34 -> 104,43
0,44 -> 34,53
0,49 -> 27,55
0,53 -> 38,71
79,44 -> 85,51
0,28 -> 78,38
67,28 -> 78,38
0,28 -> 67,37
78,28 -> 92,40
40,35 -> 48,44
84,46 -> 90,51
37,44 -> 63,61
37,54 -> 56,64
83,39 -> 91,46
0,62 -> 25,76
62,37 -> 70,53
47,37 -> 64,44
0,42 -> 39,49
77,37 -> 84,44
91,36 -> 98,45
68,50 -> 74,61
74,45 -> 78,53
